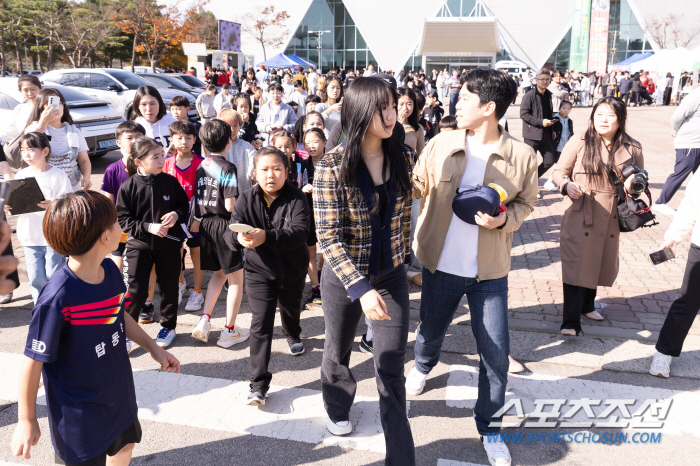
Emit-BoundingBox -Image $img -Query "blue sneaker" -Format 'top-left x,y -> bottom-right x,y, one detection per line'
155,327 -> 176,348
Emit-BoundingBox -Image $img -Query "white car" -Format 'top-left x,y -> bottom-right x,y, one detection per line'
40,68 -> 197,120
0,78 -> 124,157
124,66 -> 165,74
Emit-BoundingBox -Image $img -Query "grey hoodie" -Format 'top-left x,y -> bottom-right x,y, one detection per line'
671,87 -> 700,149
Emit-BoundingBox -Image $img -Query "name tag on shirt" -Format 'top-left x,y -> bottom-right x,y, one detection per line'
67,132 -> 80,148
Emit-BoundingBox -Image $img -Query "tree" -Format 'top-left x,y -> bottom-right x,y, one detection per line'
0,0 -> 39,73
240,5 -> 290,61
644,14 -> 700,49
182,4 -> 217,49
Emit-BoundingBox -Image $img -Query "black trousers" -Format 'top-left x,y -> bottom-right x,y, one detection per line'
320,265 -> 415,466
247,272 -> 305,390
525,137 -> 556,178
621,93 -> 630,106
657,148 -> 700,205
562,283 -> 597,334
663,87 -> 673,105
656,244 -> 700,357
123,246 -> 181,330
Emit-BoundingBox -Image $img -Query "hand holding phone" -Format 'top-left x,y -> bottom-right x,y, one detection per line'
649,247 -> 675,265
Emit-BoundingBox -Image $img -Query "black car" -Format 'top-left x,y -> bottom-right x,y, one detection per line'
136,73 -> 203,97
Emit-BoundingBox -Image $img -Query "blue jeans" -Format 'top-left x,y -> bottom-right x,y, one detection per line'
23,246 -> 64,303
414,268 -> 510,435
449,92 -> 459,116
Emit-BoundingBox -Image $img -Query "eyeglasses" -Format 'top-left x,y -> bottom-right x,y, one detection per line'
537,78 -> 552,82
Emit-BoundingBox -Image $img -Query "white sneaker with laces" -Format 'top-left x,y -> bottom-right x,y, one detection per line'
178,280 -> 186,304
185,290 -> 204,311
482,434 -> 512,466
192,315 -> 211,343
652,203 -> 676,216
543,180 -> 558,191
650,351 -> 672,378
405,366 -> 429,396
326,415 -> 352,436
216,326 -> 250,348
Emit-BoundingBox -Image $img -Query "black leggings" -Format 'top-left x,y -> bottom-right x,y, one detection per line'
656,244 -> 700,357
562,283 -> 597,334
525,137 -> 556,178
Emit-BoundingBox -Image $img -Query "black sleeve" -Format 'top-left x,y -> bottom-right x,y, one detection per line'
172,178 -> 190,223
116,181 -> 150,238
264,190 -> 310,251
0,144 -> 6,163
519,93 -> 541,127
223,191 -> 251,251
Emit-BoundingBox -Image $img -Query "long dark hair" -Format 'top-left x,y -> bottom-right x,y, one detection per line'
26,88 -> 73,130
127,137 -> 163,176
320,75 -> 344,105
397,87 -> 420,131
130,86 -> 167,121
338,77 -> 411,211
582,97 -> 628,182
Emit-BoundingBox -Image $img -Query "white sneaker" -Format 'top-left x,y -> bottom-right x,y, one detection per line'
192,315 -> 211,343
650,351 -> 672,378
216,326 -> 250,348
543,180 -> 558,192
482,435 -> 512,466
405,366 -> 428,396
582,310 -> 604,321
326,415 -> 352,436
508,355 -> 525,373
185,290 -> 204,311
178,280 -> 186,304
652,203 -> 676,216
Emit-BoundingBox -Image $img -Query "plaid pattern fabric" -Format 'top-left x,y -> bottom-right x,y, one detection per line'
313,145 -> 414,292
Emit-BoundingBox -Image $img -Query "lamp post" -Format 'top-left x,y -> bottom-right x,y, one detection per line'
310,30 -> 331,72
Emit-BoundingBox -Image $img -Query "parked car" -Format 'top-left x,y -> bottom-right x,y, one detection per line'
171,73 -> 207,90
0,78 -> 124,157
136,72 -> 203,97
20,70 -> 43,76
123,66 -> 164,74
40,68 -> 198,120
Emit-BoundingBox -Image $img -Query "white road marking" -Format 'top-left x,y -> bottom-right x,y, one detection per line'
0,352 -> 401,454
446,364 -> 700,438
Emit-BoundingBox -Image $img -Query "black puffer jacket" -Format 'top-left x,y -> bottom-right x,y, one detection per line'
116,172 -> 189,251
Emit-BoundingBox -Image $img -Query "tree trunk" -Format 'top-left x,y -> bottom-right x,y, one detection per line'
150,58 -> 156,73
14,39 -> 23,75
34,36 -> 43,73
0,34 -> 5,77
131,35 -> 137,72
47,33 -> 54,71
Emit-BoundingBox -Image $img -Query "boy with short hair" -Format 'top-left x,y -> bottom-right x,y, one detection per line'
438,115 -> 457,132
169,95 -> 202,156
191,119 -> 250,348
196,85 -> 217,122
214,84 -> 232,114
11,190 -> 180,465
101,121 -> 146,271
217,109 -> 256,192
544,100 -> 574,192
163,120 -> 206,310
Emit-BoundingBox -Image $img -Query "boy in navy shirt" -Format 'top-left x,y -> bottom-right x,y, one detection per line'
11,191 -> 180,465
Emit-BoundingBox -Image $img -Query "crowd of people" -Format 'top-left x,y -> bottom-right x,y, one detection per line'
1,63 -> 700,466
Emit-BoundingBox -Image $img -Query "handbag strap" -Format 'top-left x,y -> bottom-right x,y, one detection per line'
608,168 -> 626,201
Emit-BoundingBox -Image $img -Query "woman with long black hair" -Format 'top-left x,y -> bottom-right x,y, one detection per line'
397,87 -> 425,156
314,77 -> 415,465
314,75 -> 344,133
552,97 -> 644,336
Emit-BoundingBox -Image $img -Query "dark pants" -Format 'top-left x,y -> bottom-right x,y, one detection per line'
1,239 -> 19,290
320,265 -> 415,466
562,283 -> 597,334
414,269 -> 509,435
525,137 -> 556,178
663,87 -> 673,105
621,93 -> 630,106
656,244 -> 700,357
123,246 -> 181,330
247,273 -> 305,390
602,85 -> 609,98
449,92 -> 459,116
630,91 -> 640,104
657,148 -> 700,205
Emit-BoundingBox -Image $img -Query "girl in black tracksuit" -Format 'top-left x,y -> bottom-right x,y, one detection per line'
116,137 -> 189,345
224,146 -> 310,404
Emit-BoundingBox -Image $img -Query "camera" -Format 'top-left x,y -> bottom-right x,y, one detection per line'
621,164 -> 649,197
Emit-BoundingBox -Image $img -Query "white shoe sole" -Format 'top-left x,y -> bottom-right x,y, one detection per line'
288,347 -> 305,356
217,333 -> 250,348
326,417 -> 352,436
406,386 -> 425,396
650,370 -> 669,378
247,397 -> 266,406
185,304 -> 203,312
192,330 -> 210,343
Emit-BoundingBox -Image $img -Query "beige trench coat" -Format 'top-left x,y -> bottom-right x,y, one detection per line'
552,133 -> 644,289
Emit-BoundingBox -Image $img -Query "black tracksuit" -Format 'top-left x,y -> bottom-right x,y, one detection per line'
224,182 -> 310,391
116,172 -> 189,329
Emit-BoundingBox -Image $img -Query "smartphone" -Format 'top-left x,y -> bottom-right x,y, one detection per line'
47,96 -> 60,108
649,247 -> 675,265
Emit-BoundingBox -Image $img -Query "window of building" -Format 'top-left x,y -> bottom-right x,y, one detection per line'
543,28 -> 572,72
608,0 -> 654,63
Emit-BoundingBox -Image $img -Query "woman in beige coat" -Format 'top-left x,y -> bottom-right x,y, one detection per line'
552,97 -> 644,335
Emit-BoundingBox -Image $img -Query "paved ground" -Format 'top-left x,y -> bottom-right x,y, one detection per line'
1,99 -> 699,465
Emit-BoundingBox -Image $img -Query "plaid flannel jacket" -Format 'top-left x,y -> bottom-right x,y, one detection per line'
313,145 -> 414,301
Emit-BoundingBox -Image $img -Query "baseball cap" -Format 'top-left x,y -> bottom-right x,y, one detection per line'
373,73 -> 397,90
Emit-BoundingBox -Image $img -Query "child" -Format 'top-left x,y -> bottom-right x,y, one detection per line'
234,94 -> 261,148
218,109 -> 257,193
223,146 -> 310,405
272,131 -> 309,188
169,95 -> 202,157
422,90 -> 444,141
293,111 -> 326,159
100,121 -> 146,272
213,84 -> 232,114
438,115 -> 457,132
116,137 -> 189,348
191,119 -> 250,348
163,120 -> 206,311
6,133 -> 73,304
545,100 -> 574,192
131,86 -> 178,149
252,86 -> 265,120
289,80 -> 309,117
196,84 -> 217,122
302,128 -> 328,304
11,190 -> 179,465
305,95 -> 322,114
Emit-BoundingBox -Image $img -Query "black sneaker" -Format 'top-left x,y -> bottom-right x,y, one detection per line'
307,287 -> 321,305
286,336 -> 305,356
247,386 -> 268,406
359,334 -> 373,354
138,303 -> 155,323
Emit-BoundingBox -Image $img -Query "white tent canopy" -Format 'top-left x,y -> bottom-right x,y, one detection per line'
630,47 -> 700,74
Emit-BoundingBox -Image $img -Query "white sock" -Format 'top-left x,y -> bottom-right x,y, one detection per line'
406,270 -> 420,278
145,301 -> 152,306
366,326 -> 373,342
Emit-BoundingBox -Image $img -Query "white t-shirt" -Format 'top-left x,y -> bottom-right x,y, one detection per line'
213,93 -> 232,113
196,93 -> 216,118
14,165 -> 73,246
436,136 -> 496,278
134,115 -> 178,148
25,122 -> 89,155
